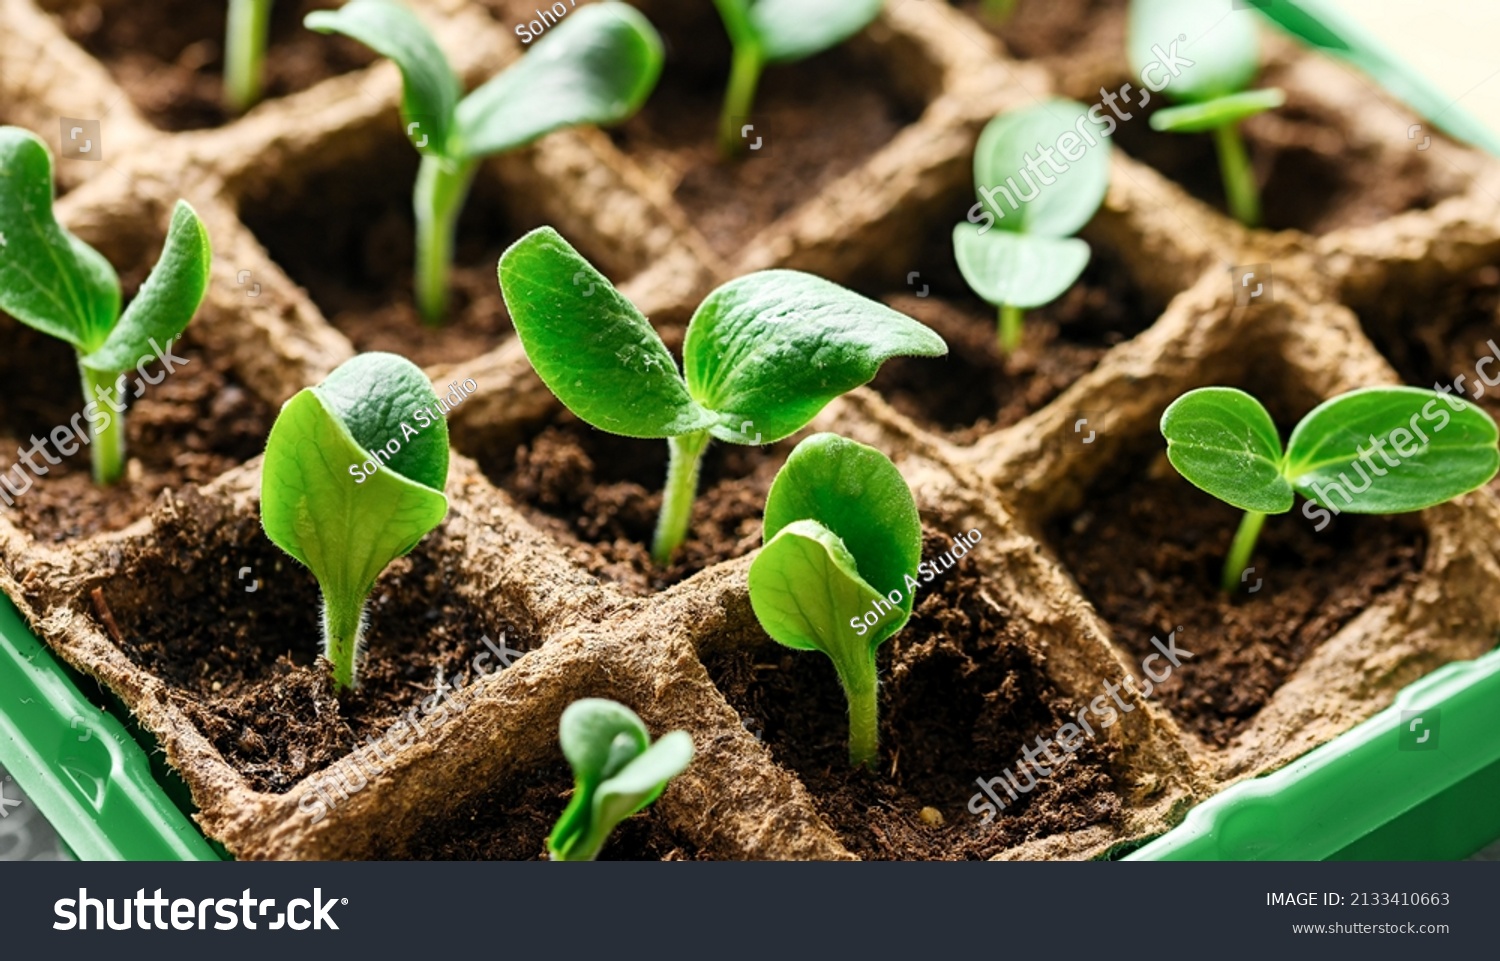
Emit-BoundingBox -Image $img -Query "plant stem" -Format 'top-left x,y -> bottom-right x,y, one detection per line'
1212,122 -> 1261,227
718,41 -> 764,157
224,0 -> 273,114
413,153 -> 478,325
981,0 -> 1019,21
998,303 -> 1025,354
78,363 -> 126,486
651,430 -> 710,565
321,591 -> 368,691
835,650 -> 880,768
1222,510 -> 1266,594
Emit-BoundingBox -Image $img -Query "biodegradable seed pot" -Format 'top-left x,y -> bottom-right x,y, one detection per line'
2,0 -> 1500,863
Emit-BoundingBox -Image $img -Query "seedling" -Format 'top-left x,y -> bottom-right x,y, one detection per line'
500,226 -> 946,565
225,0 -> 273,113
1161,386 -> 1499,593
747,433 -> 921,768
1128,0 -> 1286,226
261,352 -> 450,691
0,126 -> 210,486
954,99 -> 1111,353
709,0 -> 883,157
548,698 -> 693,862
979,0 -> 1019,22
306,0 -> 662,323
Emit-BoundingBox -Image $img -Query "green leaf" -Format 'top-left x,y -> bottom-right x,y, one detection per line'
260,355 -> 450,634
952,224 -> 1090,310
762,432 -> 921,616
749,518 -> 888,652
1149,88 -> 1286,133
0,125 -> 119,353
453,3 -> 663,158
81,201 -> 211,373
1161,387 -> 1294,514
1284,387 -> 1499,513
1128,0 -> 1261,102
313,351 -> 449,492
682,271 -> 947,444
721,0 -> 885,64
549,699 -> 692,862
499,227 -> 715,438
305,0 -> 460,157
972,99 -> 1112,237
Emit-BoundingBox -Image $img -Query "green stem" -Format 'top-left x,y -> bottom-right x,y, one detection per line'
321,591 -> 368,691
998,303 -> 1025,354
1222,510 -> 1266,594
835,651 -> 880,768
1213,122 -> 1261,227
718,41 -> 764,157
651,431 -> 710,565
981,0 -> 1019,21
224,0 -> 273,114
413,153 -> 478,325
78,363 -> 126,486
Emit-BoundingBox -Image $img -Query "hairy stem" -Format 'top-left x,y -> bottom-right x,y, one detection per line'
78,363 -> 126,486
1213,122 -> 1260,227
414,153 -> 478,325
321,591 -> 368,692
718,41 -> 765,157
835,650 -> 880,768
998,302 -> 1025,354
224,0 -> 273,114
651,430 -> 710,565
1222,510 -> 1266,594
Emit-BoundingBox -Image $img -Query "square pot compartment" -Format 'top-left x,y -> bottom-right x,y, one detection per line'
35,0 -> 374,131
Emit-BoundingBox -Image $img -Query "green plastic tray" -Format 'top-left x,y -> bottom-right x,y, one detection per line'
0,596 -> 217,861
1127,645 -> 1500,861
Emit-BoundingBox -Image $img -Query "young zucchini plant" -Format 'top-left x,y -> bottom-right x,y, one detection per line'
710,0 -> 883,157
747,432 -> 921,768
306,0 -> 663,323
261,352 -> 450,691
548,698 -> 693,862
225,0 -> 274,113
499,226 -> 947,565
1128,0 -> 1285,226
955,99 -> 1111,353
1161,386 -> 1499,594
0,125 -> 211,486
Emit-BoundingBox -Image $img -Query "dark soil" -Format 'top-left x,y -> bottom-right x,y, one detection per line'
92,499 -> 531,794
1048,448 -> 1426,746
482,408 -> 790,594
869,245 -> 1152,441
40,0 -> 374,131
956,0 -> 1127,63
594,0 -> 921,259
0,313 -> 274,545
1109,68 -> 1442,236
705,529 -> 1123,860
410,757 -> 700,860
238,135 -> 532,371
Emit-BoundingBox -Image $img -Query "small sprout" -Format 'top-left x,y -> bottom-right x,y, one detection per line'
548,698 -> 693,862
260,352 -> 450,691
979,0 -> 1019,23
0,125 -> 211,486
747,433 -> 922,768
1161,386 -> 1499,594
224,0 -> 274,113
956,99 -> 1111,353
306,0 -> 663,323
1128,0 -> 1286,226
500,226 -> 946,565
710,0 -> 883,157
